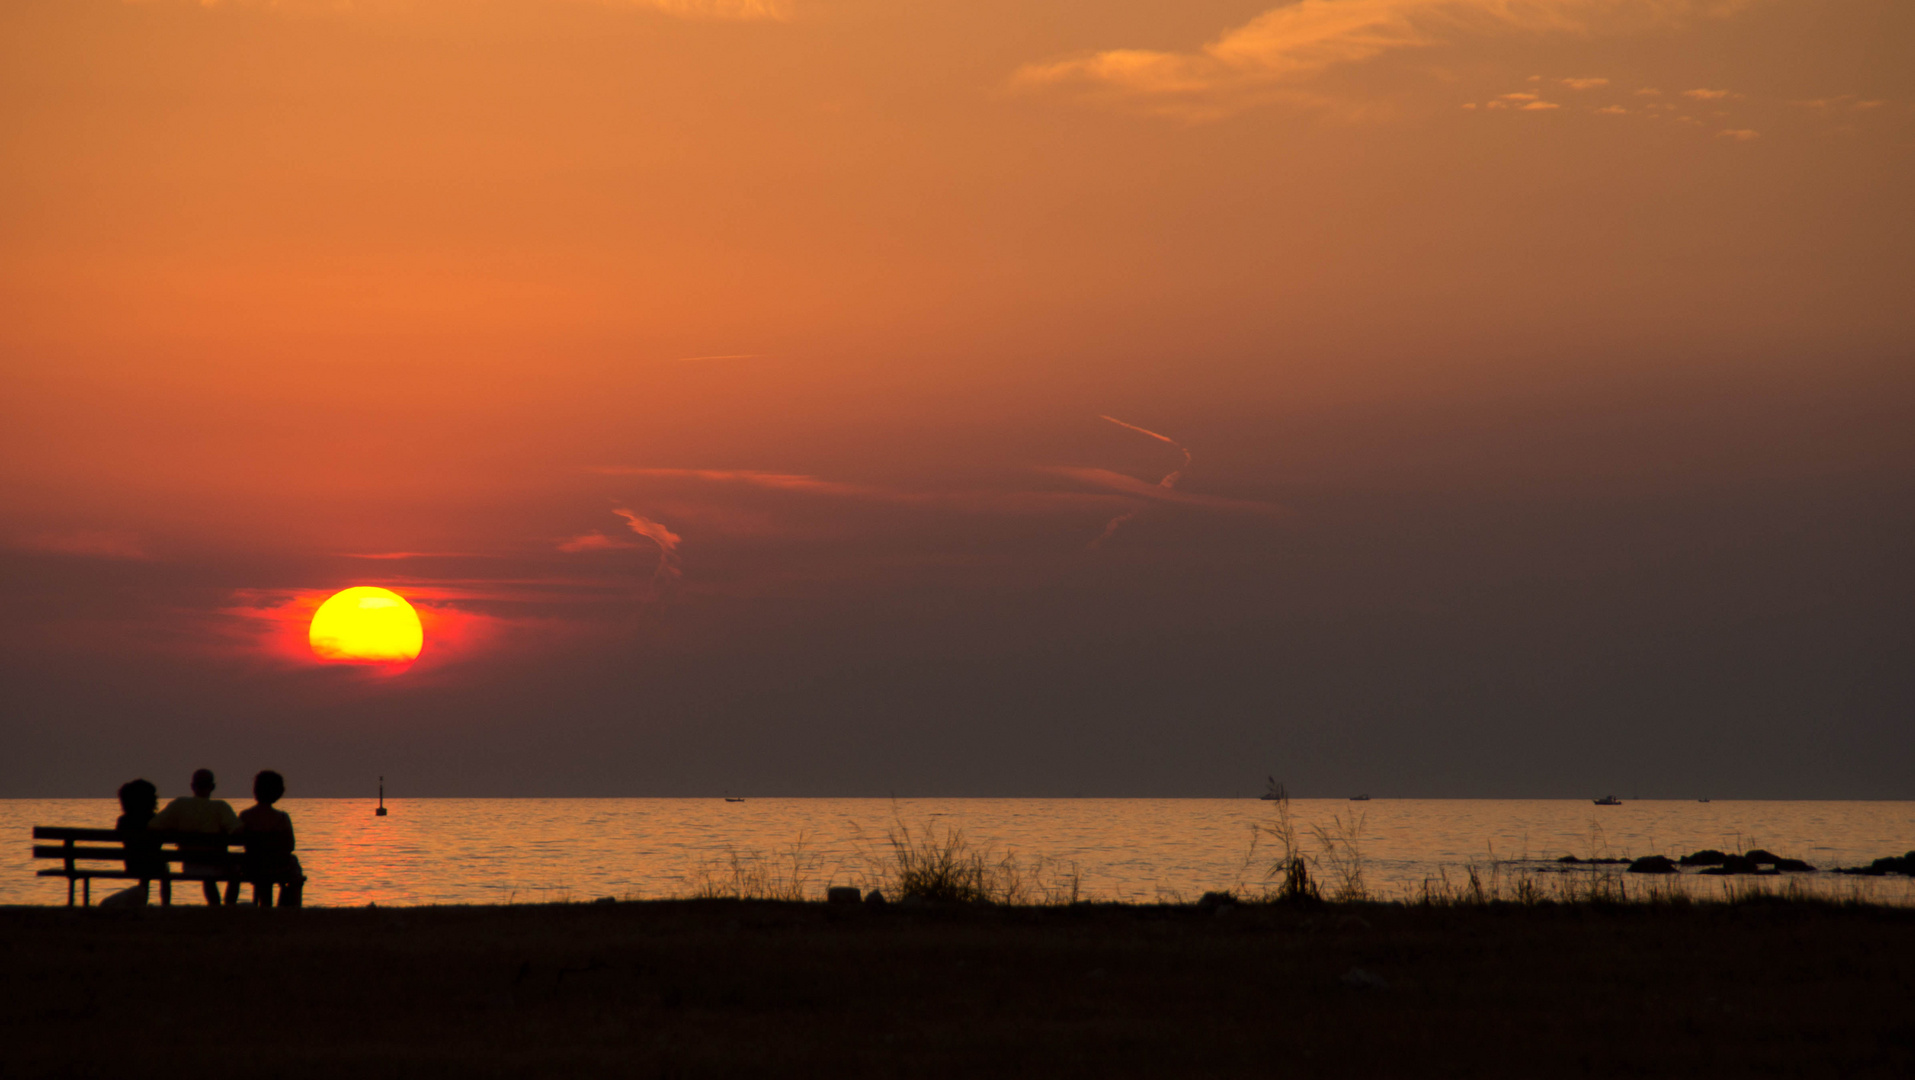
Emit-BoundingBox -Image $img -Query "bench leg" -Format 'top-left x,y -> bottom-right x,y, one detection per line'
83,878 -> 91,906
160,877 -> 172,907
67,877 -> 74,907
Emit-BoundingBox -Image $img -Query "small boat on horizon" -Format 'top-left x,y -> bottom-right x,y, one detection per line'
724,797 -> 745,803
1349,794 -> 1371,801
1594,795 -> 1622,806
1260,776 -> 1286,802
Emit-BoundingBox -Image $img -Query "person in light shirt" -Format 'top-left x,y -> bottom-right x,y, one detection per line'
150,768 -> 239,905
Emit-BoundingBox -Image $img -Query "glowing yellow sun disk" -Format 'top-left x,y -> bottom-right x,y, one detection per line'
309,587 -> 424,664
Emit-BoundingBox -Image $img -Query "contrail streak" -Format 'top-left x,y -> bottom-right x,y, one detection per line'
613,508 -> 683,583
1091,415 -> 1194,546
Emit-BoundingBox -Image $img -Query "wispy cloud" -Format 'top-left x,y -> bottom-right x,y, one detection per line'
557,532 -> 638,553
1099,415 -> 1191,482
1560,77 -> 1610,90
340,551 -> 491,560
596,432 -> 1284,553
1071,415 -> 1284,547
596,465 -> 1127,517
592,467 -> 878,498
614,509 -> 683,583
1717,127 -> 1760,140
1043,468 -> 1288,517
1683,87 -> 1737,101
1795,95 -> 1890,111
1086,415 -> 1191,546
1013,0 -> 1744,120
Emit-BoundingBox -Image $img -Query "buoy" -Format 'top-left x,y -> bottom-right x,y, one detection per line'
375,776 -> 388,816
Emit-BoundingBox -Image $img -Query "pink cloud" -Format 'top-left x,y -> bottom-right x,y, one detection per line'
557,532 -> 637,553
1041,467 -> 1287,517
614,509 -> 683,583
592,467 -> 878,497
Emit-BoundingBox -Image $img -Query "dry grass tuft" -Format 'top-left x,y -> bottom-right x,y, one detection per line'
882,820 -> 1081,905
686,831 -> 819,901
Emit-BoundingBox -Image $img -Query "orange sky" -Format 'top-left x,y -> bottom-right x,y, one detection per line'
1,0 -> 1911,796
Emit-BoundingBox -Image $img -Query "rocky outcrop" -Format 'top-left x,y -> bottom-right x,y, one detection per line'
1833,852 -> 1915,877
1690,850 -> 1816,875
1677,849 -> 1729,866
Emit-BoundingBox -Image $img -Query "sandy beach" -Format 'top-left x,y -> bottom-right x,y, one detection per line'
4,897 -> 1911,1078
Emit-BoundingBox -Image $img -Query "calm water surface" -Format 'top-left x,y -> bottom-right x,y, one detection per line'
5,799 -> 1912,907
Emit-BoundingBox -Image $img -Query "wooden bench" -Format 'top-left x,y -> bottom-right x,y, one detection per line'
31,826 -> 306,907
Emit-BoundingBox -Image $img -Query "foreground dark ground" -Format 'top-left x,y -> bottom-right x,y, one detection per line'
3,899 -> 1912,1078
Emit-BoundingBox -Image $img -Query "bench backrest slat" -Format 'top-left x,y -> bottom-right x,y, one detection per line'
32,827 -> 259,848
34,827 -> 124,843
31,845 -> 250,863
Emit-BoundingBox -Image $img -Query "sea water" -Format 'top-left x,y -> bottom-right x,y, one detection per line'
4,798 -> 1912,907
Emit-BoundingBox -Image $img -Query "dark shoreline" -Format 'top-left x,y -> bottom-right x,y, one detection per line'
5,898 -> 1913,1077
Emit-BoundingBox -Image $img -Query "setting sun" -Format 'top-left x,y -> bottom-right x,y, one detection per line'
309,587 -> 424,665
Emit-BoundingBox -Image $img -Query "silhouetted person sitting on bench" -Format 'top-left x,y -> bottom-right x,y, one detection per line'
150,768 -> 239,905
99,778 -> 161,908
235,769 -> 303,908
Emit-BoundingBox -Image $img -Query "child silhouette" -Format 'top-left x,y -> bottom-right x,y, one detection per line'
99,779 -> 161,907
235,770 -> 304,907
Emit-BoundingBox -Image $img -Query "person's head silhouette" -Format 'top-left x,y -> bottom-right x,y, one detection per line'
190,769 -> 216,798
118,778 -> 158,819
253,770 -> 285,806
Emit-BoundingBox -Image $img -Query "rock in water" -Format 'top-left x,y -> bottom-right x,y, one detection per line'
1832,852 -> 1915,876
